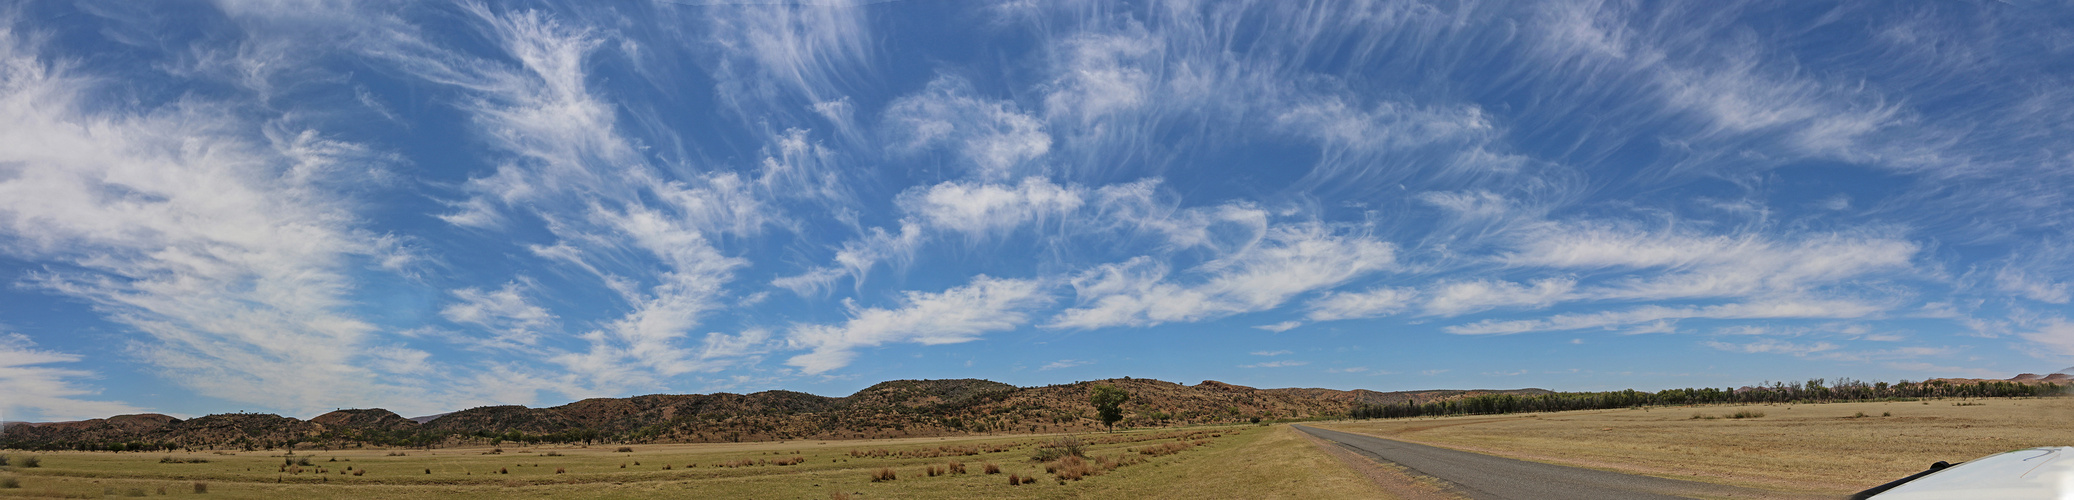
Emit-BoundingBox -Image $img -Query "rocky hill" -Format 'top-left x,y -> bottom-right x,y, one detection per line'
0,377 -> 1547,451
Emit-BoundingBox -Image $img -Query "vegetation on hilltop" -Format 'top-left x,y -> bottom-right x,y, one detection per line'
1350,377 -> 2070,419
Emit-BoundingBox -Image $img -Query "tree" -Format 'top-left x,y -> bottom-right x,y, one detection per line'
1089,384 -> 1129,432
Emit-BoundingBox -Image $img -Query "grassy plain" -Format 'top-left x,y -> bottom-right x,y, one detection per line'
1314,397 -> 2074,496
0,424 -> 1392,499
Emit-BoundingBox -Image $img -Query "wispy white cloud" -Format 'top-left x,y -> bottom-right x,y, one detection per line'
1703,338 -> 1840,356
1445,299 -> 1887,335
885,76 -> 1052,180
785,276 -> 1052,374
1503,221 -> 1918,301
2020,318 -> 2074,359
1048,221 -> 1396,329
1249,350 -> 1292,357
1252,322 -> 1301,333
1421,278 -> 1576,317
1306,287 -> 1418,322
1239,360 -> 1308,369
442,280 -> 558,349
1039,359 -> 1092,371
0,24 -> 455,415
0,333 -> 144,421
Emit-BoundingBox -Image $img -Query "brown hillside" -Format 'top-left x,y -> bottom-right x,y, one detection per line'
310,409 -> 417,430
2,377 -> 1555,450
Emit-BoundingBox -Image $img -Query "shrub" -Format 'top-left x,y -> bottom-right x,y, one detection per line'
0,477 -> 18,489
616,447 -> 635,453
193,482 -> 208,493
870,468 -> 897,482
296,457 -> 313,466
1729,410 -> 1766,419
1022,475 -> 1038,485
386,451 -> 408,456
425,468 -> 432,474
1031,437 -> 1086,462
18,456 -> 39,468
982,462 -> 1001,474
500,467 -> 509,474
352,469 -> 365,476
543,451 -> 562,457
554,468 -> 565,474
947,461 -> 966,474
1007,473 -> 1022,486
0,455 -> 8,466
1883,411 -> 1892,417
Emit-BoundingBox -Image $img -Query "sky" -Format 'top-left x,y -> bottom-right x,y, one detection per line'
3,0 -> 2074,422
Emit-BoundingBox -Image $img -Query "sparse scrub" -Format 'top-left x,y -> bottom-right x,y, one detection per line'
925,465 -> 943,477
616,446 -> 635,453
947,461 -> 966,474
543,451 -> 562,456
192,482 -> 207,493
1730,410 -> 1766,419
0,455 -> 8,467
386,451 -> 408,456
18,456 -> 40,468
870,467 -> 897,482
1007,473 -> 1022,485
0,477 -> 18,489
983,462 -> 1001,474
554,468 -> 565,474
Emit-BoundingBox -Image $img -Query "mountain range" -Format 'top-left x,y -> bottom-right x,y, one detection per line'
0,378 -> 1547,451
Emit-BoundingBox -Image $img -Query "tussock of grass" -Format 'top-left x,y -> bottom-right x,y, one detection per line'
869,467 -> 897,482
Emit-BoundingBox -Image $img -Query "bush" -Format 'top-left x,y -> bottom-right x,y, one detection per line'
616,447 -> 634,453
1729,410 -> 1766,419
1031,437 -> 1085,462
0,477 -> 19,489
982,462 -> 1000,474
193,482 -> 208,493
870,468 -> 897,482
554,468 -> 565,474
543,451 -> 562,457
947,461 -> 966,474
18,456 -> 38,468
1007,473 -> 1022,485
0,455 -> 8,466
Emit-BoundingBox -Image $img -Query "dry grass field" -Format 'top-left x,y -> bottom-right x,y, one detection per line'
1314,397 -> 2074,496
0,424 -> 1391,499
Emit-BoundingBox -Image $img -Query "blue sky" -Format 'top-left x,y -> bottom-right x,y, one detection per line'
3,0 -> 2073,421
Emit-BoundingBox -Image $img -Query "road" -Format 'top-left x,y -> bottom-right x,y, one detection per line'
1293,425 -> 1779,500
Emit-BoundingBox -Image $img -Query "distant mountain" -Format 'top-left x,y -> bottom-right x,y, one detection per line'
0,377 -> 1550,451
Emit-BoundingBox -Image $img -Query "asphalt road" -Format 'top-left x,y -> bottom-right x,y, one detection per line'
1294,425 -> 1777,500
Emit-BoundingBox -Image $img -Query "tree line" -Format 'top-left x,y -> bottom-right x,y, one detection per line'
1349,378 -> 2070,420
